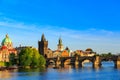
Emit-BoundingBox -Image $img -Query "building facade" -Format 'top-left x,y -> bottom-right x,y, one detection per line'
0,34 -> 17,62
38,34 -> 95,58
52,38 -> 70,58
72,48 -> 96,57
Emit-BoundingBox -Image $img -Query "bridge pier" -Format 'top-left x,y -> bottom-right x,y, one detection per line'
115,56 -> 120,68
74,56 -> 82,67
55,57 -> 61,67
93,56 -> 101,68
75,56 -> 79,65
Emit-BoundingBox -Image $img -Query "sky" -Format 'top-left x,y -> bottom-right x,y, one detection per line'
0,0 -> 120,54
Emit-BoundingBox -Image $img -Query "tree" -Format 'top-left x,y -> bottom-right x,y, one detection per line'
39,55 -> 46,66
19,47 -> 46,68
9,53 -> 17,66
0,61 -> 4,67
98,52 -> 114,57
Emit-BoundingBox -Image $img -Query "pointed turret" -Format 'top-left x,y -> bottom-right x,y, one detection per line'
41,34 -> 46,41
58,37 -> 63,46
57,37 -> 64,51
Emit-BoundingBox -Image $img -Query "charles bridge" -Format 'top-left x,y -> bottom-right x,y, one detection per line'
46,55 -> 120,68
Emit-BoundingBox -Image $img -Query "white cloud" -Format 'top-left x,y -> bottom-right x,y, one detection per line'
0,19 -> 37,31
100,29 -> 113,35
0,17 -> 118,42
0,17 -> 120,54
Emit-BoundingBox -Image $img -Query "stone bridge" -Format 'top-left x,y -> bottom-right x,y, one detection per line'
46,56 -> 120,68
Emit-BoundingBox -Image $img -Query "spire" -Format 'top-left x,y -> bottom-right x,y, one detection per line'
6,34 -> 9,38
57,37 -> 64,51
58,37 -> 63,46
41,33 -> 46,41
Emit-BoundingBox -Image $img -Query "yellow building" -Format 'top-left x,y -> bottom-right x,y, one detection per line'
72,48 -> 96,57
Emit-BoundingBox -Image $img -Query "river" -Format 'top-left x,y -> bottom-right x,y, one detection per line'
0,61 -> 120,80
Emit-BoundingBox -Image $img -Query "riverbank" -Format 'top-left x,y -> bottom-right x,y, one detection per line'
0,65 -> 46,71
0,66 -> 18,71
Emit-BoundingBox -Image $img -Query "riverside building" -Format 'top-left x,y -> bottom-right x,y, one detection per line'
0,34 -> 17,62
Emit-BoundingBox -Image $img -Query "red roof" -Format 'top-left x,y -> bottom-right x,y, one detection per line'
8,49 -> 16,51
1,46 -> 7,50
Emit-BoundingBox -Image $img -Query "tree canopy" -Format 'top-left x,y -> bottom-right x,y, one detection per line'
19,47 -> 46,68
97,52 -> 115,57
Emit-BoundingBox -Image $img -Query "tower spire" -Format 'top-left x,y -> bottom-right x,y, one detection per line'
41,33 -> 46,41
57,37 -> 64,51
58,37 -> 62,45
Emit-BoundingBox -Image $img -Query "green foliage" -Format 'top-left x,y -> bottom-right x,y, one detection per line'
98,52 -> 114,57
4,62 -> 11,67
0,62 -> 11,67
19,47 -> 46,68
39,55 -> 46,66
9,53 -> 17,65
0,61 -> 5,67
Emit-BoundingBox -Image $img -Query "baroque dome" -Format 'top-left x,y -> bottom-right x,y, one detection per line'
1,34 -> 12,46
85,48 -> 93,52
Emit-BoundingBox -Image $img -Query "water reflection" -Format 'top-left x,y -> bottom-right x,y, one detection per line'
18,67 -> 46,72
101,61 -> 114,67
0,62 -> 120,80
0,69 -> 18,79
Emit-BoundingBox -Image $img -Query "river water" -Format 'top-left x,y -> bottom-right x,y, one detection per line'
0,62 -> 120,80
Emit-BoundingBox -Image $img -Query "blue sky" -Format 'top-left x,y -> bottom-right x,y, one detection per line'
0,0 -> 120,54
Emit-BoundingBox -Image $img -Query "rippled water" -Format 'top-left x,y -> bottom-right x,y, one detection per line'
0,62 -> 120,80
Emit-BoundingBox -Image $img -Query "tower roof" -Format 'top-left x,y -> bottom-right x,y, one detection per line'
41,34 -> 46,41
58,37 -> 63,46
85,48 -> 93,52
1,34 -> 12,46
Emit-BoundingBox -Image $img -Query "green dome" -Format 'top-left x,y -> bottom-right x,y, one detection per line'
1,34 -> 12,45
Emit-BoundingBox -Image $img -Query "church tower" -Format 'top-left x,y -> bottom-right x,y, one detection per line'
38,34 -> 48,57
57,37 -> 64,51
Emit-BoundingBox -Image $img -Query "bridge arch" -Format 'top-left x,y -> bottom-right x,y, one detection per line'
47,59 -> 56,65
64,59 -> 71,65
81,59 -> 94,67
49,60 -> 56,65
101,61 -> 115,67
100,57 -> 117,67
46,56 -> 120,68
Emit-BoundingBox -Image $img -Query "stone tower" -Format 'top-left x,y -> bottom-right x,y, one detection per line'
38,34 -> 48,57
57,37 -> 64,51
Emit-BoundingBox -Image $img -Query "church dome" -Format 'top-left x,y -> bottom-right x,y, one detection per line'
1,34 -> 12,46
85,48 -> 93,52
